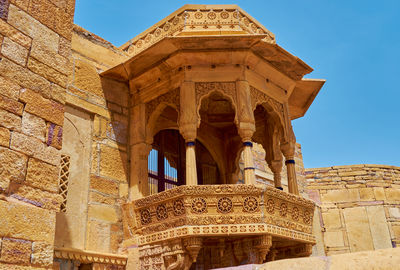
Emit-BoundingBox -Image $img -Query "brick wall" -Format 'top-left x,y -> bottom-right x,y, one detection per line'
0,0 -> 75,269
306,165 -> 400,255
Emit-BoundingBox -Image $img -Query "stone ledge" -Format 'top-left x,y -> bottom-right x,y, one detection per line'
54,247 -> 127,266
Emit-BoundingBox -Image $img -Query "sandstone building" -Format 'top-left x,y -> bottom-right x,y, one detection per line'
0,1 -> 398,269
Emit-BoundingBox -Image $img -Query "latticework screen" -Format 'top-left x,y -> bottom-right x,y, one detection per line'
58,154 -> 71,212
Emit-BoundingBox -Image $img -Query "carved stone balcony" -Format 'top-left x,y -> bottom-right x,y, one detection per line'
123,184 -> 315,268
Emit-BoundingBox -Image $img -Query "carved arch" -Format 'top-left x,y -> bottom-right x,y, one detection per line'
196,135 -> 227,184
146,102 -> 179,144
250,86 -> 285,133
195,82 -> 238,127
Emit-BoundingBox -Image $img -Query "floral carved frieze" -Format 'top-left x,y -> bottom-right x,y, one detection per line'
124,184 -> 315,245
123,8 -> 275,56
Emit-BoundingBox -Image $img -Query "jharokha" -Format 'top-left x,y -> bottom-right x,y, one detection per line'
0,2 -> 399,270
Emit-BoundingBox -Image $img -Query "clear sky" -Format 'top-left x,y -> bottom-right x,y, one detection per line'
74,0 -> 400,168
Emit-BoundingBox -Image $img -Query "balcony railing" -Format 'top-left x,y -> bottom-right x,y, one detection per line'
123,184 -> 315,247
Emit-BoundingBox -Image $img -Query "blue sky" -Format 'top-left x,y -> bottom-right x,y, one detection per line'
74,0 -> 400,168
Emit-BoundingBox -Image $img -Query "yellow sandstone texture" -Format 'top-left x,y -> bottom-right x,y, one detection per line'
259,247 -> 400,270
0,0 -> 74,269
306,165 -> 400,255
0,1 -> 398,270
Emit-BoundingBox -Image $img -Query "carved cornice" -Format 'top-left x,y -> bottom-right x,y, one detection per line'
54,248 -> 127,266
122,6 -> 275,56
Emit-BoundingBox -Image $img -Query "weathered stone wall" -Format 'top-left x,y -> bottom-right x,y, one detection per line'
52,25 -> 130,256
306,165 -> 400,255
0,0 -> 75,269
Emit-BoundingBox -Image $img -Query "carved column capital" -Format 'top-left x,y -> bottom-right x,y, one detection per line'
280,140 -> 296,160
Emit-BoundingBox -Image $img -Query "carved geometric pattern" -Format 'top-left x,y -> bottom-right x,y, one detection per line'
58,154 -> 71,213
145,88 -> 180,122
303,210 -> 312,225
140,209 -> 152,225
123,8 -> 274,56
128,184 -> 315,238
137,223 -> 316,246
266,199 -> 275,214
292,206 -> 300,221
279,202 -> 288,217
191,198 -> 207,214
156,204 -> 168,221
243,196 -> 259,213
217,197 -> 233,213
173,199 -> 185,216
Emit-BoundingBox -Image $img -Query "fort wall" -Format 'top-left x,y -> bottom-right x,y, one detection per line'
0,1 -> 75,269
52,25 -> 130,269
306,164 -> 400,255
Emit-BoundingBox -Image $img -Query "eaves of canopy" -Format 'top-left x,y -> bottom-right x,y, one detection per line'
101,4 -> 325,120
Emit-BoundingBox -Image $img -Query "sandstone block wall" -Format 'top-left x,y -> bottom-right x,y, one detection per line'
0,0 -> 75,269
306,165 -> 400,255
53,25 -> 130,256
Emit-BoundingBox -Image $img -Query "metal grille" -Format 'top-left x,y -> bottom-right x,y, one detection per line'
58,154 -> 71,212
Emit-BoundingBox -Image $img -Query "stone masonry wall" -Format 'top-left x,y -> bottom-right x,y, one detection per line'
0,0 -> 75,269
55,25 -> 130,255
306,165 -> 400,256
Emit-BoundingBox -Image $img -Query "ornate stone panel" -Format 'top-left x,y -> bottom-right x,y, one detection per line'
145,88 -> 180,122
195,82 -> 237,113
250,86 -> 284,116
124,184 -> 315,246
123,8 -> 275,56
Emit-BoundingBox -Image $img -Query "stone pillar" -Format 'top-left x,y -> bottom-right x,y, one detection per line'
179,81 -> 199,186
265,121 -> 284,190
268,160 -> 283,190
129,103 -> 151,199
281,141 -> 299,195
236,80 -> 256,185
242,141 -> 256,185
185,141 -> 197,186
